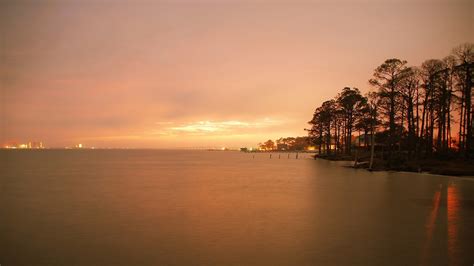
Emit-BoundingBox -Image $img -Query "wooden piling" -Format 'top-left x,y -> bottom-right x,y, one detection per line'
354,149 -> 358,167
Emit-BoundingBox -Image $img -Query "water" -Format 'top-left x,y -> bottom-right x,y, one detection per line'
1,150 -> 473,265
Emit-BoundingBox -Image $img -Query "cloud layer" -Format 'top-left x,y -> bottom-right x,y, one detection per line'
1,0 -> 472,147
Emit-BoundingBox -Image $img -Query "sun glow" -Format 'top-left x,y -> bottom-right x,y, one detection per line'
154,119 -> 282,136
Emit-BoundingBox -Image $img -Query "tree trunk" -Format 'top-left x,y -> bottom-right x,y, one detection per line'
465,64 -> 472,158
369,127 -> 375,170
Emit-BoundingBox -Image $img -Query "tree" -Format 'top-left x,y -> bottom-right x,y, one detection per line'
308,110 -> 324,154
308,100 -> 337,155
366,91 -> 379,170
452,43 -> 474,157
336,87 -> 366,154
399,67 -> 420,156
259,140 -> 275,151
369,58 -> 409,160
419,59 -> 446,155
305,43 -> 474,166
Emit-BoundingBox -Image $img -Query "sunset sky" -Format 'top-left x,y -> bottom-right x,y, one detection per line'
1,0 -> 472,148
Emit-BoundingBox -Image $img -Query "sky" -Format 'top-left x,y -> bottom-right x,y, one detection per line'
1,0 -> 473,148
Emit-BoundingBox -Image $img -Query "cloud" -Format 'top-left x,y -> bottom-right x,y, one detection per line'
151,118 -> 281,136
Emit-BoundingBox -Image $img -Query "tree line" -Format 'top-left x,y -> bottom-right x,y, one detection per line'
258,137 -> 310,151
307,43 -> 473,168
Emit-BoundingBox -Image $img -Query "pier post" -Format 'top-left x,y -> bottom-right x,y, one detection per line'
354,149 -> 358,167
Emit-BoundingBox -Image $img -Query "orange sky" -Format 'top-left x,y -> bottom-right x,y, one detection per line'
1,0 -> 473,148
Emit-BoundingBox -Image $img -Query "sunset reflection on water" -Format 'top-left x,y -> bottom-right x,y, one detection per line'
447,183 -> 460,265
421,185 -> 441,266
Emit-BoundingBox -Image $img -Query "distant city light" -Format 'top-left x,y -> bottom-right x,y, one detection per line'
2,141 -> 45,149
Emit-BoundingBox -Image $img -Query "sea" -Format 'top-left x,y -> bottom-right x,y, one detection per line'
1,149 -> 473,265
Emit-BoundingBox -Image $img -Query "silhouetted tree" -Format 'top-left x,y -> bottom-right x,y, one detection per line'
399,67 -> 419,156
336,87 -> 366,154
308,100 -> 337,155
366,91 -> 379,170
369,59 -> 409,160
259,139 -> 275,151
452,43 -> 474,157
304,43 -> 473,164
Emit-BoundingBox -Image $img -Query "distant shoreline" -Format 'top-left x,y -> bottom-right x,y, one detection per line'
241,150 -> 316,153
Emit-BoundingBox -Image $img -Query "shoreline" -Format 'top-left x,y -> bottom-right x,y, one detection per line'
315,154 -> 474,178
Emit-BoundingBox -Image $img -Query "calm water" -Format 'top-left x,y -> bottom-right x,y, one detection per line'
1,150 -> 473,265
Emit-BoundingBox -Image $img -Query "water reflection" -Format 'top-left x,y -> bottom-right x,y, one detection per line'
447,182 -> 459,265
421,184 -> 441,266
421,181 -> 464,266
